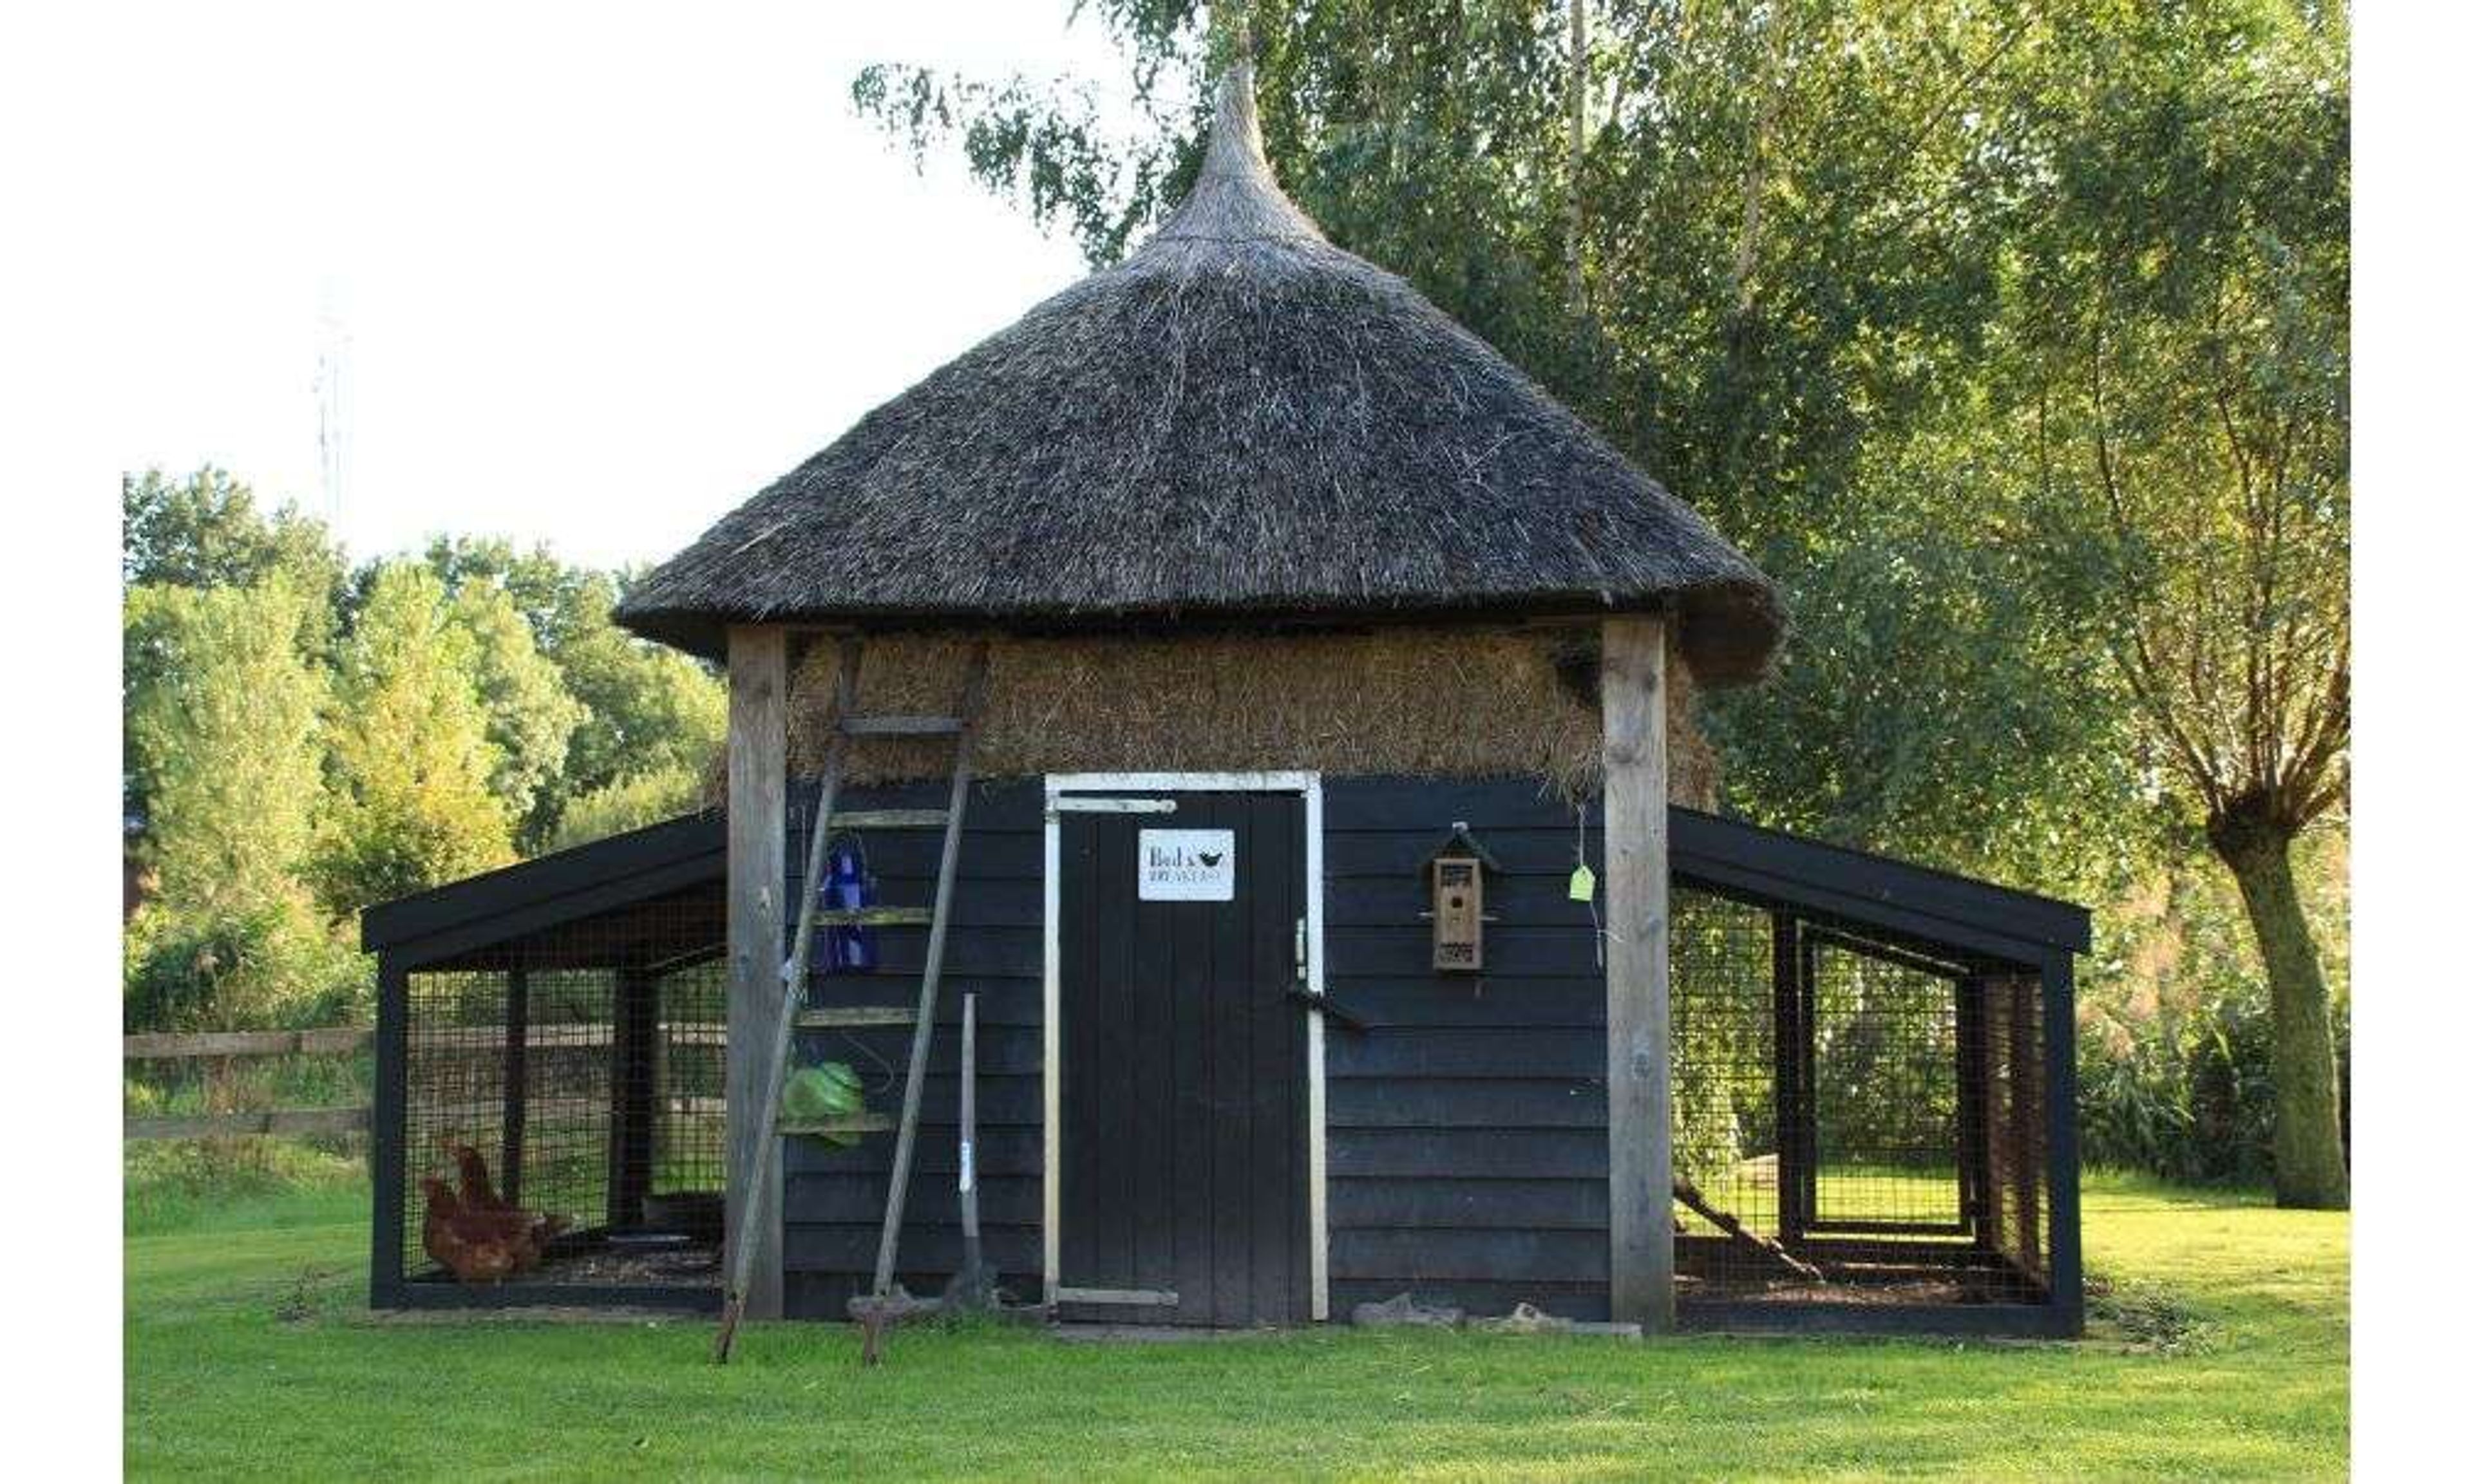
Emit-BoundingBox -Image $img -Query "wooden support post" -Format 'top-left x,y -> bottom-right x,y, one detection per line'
502,966 -> 528,1208
1770,911 -> 1809,1246
1954,975 -> 1993,1248
370,956 -> 409,1306
725,626 -> 790,1320
608,967 -> 659,1231
2009,974 -> 2042,1272
1601,612 -> 1673,1331
2040,950 -> 2085,1333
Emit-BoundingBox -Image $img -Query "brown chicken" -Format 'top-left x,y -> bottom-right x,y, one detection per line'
448,1143 -> 515,1212
420,1177 -> 523,1284
443,1143 -> 571,1270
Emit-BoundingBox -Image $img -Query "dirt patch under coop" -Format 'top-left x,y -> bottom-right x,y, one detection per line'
520,1236 -> 721,1288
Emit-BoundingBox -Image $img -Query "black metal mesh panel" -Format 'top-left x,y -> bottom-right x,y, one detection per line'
1671,882 -> 2052,1308
1808,939 -> 1962,1231
1979,972 -> 2050,1288
398,887 -> 725,1291
1670,890 -> 1778,1241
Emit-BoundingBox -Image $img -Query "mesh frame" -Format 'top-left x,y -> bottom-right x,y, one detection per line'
394,888 -> 726,1291
1671,880 -> 2054,1310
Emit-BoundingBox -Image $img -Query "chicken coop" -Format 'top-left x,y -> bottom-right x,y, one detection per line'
362,812 -> 730,1310
365,38 -> 2090,1337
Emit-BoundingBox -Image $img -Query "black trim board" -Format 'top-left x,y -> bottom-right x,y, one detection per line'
360,810 -> 725,963
1672,807 -> 2088,957
374,1280 -> 721,1313
1678,1301 -> 2078,1338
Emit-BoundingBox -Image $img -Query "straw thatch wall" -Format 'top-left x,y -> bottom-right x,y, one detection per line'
748,624 -> 1718,807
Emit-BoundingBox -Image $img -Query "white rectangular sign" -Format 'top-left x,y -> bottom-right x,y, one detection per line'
1138,829 -> 1235,901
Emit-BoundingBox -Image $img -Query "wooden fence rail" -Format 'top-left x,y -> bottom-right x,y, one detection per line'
126,1107 -> 372,1140
124,1027 -> 370,1059
122,1024 -> 726,1140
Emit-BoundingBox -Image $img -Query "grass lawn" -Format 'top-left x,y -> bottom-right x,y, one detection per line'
125,1170 -> 2345,1480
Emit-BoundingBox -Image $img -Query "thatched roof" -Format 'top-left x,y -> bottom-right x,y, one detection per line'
618,53 -> 1783,685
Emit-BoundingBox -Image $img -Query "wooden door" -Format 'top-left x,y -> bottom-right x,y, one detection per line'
1056,791 -> 1309,1326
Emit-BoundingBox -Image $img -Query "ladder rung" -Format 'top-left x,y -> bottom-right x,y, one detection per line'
812,906 -> 933,927
828,809 -> 951,831
795,1006 -> 917,1029
780,1113 -> 895,1138
840,715 -> 963,737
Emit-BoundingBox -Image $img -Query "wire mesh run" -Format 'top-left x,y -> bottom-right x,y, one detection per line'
1671,883 -> 2052,1310
398,886 -> 725,1292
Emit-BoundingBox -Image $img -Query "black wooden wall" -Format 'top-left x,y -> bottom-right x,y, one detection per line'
1321,778 -> 1613,1321
781,779 -> 1048,1319
777,775 -> 1614,1321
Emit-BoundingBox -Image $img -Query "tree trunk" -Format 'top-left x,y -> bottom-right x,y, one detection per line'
1565,0 -> 1588,314
2210,814 -> 2347,1210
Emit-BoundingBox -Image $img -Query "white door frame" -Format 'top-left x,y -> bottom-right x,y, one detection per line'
1041,771 -> 1329,1322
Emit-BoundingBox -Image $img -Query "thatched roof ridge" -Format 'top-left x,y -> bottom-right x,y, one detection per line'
617,52 -> 1784,684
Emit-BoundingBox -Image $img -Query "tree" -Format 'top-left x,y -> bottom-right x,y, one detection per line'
547,763 -> 709,852
122,467 -> 345,641
426,537 -> 725,847
124,467 -> 348,823
446,579 -> 585,843
553,570 -> 726,803
121,577 -> 357,1029
2013,2 -> 2349,1207
314,563 -> 515,912
124,579 -> 328,915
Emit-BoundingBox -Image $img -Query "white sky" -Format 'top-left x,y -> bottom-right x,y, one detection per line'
83,2 -> 1139,570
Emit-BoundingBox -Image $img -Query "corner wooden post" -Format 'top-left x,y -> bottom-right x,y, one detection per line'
1955,974 -> 1993,1248
1771,911 -> 1811,1246
370,956 -> 408,1306
501,966 -> 528,1209
725,625 -> 789,1320
607,966 -> 658,1232
1602,613 -> 1673,1331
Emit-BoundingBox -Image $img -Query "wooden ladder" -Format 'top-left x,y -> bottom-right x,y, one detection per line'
714,634 -> 990,1363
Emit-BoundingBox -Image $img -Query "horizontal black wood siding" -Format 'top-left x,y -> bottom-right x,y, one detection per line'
1321,776 -> 1614,1322
777,775 -> 1618,1322
779,778 -> 1046,1318
773,773 -> 2071,1329
378,765 -> 2070,1327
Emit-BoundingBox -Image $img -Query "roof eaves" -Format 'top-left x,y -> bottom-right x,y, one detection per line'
359,811 -> 725,958
1671,807 -> 2093,961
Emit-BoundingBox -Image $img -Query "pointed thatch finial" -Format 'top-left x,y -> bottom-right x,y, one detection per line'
1199,6 -> 1269,185
614,0 -> 1785,687
1148,3 -> 1323,247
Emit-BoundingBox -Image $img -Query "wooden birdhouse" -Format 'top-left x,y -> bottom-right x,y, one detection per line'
1423,822 -> 1501,972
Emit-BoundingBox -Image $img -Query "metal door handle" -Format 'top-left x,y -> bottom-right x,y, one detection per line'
1286,986 -> 1369,1034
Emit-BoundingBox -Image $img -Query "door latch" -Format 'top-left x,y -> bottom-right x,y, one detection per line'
1286,986 -> 1370,1035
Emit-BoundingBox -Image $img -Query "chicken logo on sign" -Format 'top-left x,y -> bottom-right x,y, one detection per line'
1138,829 -> 1236,901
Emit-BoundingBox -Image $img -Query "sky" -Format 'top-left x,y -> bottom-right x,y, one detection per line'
91,3 -> 1144,571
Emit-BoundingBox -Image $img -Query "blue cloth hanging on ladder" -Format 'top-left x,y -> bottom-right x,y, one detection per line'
820,843 -> 877,974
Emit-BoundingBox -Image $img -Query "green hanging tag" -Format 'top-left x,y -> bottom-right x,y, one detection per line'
1568,863 -> 1597,903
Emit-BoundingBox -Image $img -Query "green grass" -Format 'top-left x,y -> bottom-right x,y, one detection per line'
126,1169 -> 2346,1480
125,1138 -> 368,1238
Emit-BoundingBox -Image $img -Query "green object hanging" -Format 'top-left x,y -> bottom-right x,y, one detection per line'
784,1062 -> 866,1144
